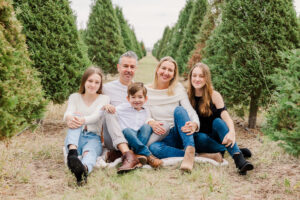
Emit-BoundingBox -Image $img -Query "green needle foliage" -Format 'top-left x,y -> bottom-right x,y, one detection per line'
0,0 -> 47,138
187,0 -> 223,69
85,0 -> 126,74
168,0 -> 195,60
263,49 -> 300,156
176,0 -> 208,74
13,0 -> 90,104
115,6 -> 135,52
204,0 -> 299,128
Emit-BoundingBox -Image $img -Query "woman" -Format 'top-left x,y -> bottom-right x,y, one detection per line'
64,67 -> 110,185
147,56 -> 218,172
187,62 -> 253,175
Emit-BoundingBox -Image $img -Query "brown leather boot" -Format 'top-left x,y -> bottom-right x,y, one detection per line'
197,152 -> 223,163
136,154 -> 147,165
117,151 -> 142,174
106,150 -> 122,163
147,155 -> 163,168
180,146 -> 195,172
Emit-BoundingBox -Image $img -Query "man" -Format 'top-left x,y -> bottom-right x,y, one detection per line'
102,51 -> 141,174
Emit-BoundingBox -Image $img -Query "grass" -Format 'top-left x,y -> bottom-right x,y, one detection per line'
1,53 -> 300,200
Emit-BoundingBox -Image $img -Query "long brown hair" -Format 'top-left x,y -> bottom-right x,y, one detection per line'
79,66 -> 103,94
187,63 -> 213,116
153,56 -> 179,96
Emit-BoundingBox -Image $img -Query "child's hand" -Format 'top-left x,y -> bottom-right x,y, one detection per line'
103,104 -> 116,114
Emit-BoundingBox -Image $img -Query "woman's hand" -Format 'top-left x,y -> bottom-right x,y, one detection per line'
181,121 -> 198,135
67,116 -> 84,129
103,104 -> 116,114
222,130 -> 236,148
148,120 -> 166,135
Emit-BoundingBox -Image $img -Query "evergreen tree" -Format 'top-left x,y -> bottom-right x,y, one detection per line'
140,41 -> 147,57
176,0 -> 208,74
159,26 -> 175,59
152,40 -> 161,58
128,27 -> 143,59
168,0 -> 195,60
187,0 -> 223,69
156,26 -> 171,59
204,0 -> 300,128
263,49 -> 300,156
13,0 -> 90,104
115,6 -> 135,52
0,0 -> 47,138
85,0 -> 126,74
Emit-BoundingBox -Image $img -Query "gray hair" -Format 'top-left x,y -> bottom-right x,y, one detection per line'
118,51 -> 138,65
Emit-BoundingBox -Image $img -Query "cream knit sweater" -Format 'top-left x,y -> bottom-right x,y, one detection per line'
146,83 -> 200,130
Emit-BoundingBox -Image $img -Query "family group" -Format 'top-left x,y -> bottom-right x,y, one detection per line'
63,51 -> 253,185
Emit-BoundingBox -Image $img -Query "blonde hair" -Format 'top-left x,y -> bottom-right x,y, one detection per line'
187,62 -> 213,116
79,66 -> 103,94
153,56 -> 179,96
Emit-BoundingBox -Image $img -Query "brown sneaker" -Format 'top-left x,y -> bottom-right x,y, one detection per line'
117,151 -> 142,174
197,152 -> 223,163
106,150 -> 122,163
147,155 -> 163,168
136,154 -> 147,165
180,146 -> 195,172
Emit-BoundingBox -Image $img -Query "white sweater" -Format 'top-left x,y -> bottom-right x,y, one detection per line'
63,93 -> 110,134
146,83 -> 200,130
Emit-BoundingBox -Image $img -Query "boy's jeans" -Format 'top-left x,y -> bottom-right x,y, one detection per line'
122,124 -> 153,156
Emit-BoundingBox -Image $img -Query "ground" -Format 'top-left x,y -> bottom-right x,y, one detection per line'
0,54 -> 299,200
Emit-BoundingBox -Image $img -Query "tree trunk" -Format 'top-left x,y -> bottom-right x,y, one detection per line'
248,95 -> 259,128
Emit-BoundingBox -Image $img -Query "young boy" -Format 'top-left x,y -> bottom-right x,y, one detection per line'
116,82 -> 163,168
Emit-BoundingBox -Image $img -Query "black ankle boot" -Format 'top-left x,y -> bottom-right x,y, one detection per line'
233,153 -> 254,175
240,148 -> 252,158
67,149 -> 87,185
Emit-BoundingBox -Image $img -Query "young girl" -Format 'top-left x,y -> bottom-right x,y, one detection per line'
64,67 -> 110,185
187,62 -> 253,175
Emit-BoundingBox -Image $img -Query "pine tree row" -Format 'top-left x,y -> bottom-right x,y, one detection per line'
1,0 -> 145,138
84,0 -> 146,74
152,0 -> 299,152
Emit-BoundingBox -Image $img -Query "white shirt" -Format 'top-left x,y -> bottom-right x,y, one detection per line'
116,102 -> 150,131
63,93 -> 110,134
103,79 -> 128,106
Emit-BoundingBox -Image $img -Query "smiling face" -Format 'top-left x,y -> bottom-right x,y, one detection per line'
118,57 -> 137,85
156,61 -> 175,85
191,66 -> 206,90
84,73 -> 102,95
127,89 -> 147,111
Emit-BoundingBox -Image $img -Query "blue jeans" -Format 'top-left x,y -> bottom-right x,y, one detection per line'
65,127 -> 102,173
122,124 -> 153,156
193,118 -> 241,157
149,106 -> 195,159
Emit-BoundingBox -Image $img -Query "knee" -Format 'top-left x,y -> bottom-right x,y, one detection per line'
194,133 -> 210,142
212,118 -> 227,130
141,124 -> 152,132
174,106 -> 187,118
149,142 -> 163,154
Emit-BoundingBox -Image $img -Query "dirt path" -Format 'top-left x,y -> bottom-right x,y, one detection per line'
0,54 -> 299,199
